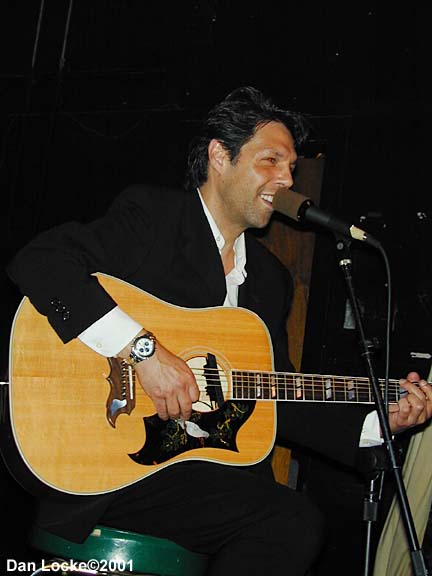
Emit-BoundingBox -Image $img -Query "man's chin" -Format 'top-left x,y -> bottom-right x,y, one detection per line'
250,214 -> 273,230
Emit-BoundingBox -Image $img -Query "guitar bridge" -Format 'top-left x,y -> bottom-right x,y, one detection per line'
105,357 -> 136,427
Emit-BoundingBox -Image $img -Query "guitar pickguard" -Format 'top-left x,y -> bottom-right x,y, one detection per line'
129,400 -> 256,465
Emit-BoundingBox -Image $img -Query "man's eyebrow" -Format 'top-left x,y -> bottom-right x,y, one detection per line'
257,148 -> 297,165
259,149 -> 286,157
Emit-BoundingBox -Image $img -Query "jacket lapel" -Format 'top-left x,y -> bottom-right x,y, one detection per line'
238,233 -> 262,313
180,191 -> 226,306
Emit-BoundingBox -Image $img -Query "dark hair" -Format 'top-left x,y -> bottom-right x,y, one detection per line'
185,86 -> 309,191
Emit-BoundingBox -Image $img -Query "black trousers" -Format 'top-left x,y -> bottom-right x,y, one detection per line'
100,461 -> 324,576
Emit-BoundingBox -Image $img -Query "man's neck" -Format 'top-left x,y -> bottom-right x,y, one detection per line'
220,243 -> 235,275
199,182 -> 244,247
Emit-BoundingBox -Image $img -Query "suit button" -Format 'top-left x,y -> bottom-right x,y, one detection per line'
50,298 -> 70,319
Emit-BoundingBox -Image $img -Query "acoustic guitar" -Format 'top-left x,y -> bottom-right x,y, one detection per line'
7,273 -> 400,495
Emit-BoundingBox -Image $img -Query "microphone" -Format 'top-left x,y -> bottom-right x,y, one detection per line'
272,188 -> 380,248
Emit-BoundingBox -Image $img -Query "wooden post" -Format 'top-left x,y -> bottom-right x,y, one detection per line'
261,156 -> 325,485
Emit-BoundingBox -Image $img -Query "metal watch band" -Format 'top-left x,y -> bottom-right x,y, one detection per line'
128,331 -> 156,365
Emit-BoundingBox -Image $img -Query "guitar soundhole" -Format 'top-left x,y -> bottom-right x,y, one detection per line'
187,354 -> 229,412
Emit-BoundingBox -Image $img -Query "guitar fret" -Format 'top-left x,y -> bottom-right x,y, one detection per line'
319,377 -> 324,401
278,374 -> 286,400
243,371 -> 248,399
233,370 -> 243,399
262,372 -> 268,399
270,374 -> 277,399
248,371 -> 254,399
294,376 -> 302,400
358,379 -> 371,403
325,378 -> 333,401
255,373 -> 261,399
283,375 -> 291,401
261,373 -> 268,399
252,373 -> 258,399
331,377 -> 340,402
253,373 -> 258,397
304,375 -> 314,401
233,370 -> 238,399
286,375 -> 292,398
243,371 -> 249,399
347,379 -> 355,401
262,372 -> 271,393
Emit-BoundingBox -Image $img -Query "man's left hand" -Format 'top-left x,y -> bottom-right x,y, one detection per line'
389,371 -> 432,434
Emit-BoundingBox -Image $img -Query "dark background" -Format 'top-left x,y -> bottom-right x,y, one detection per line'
0,1 -> 429,573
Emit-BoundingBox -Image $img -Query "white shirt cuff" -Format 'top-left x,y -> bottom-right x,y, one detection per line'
359,410 -> 383,447
78,306 -> 142,357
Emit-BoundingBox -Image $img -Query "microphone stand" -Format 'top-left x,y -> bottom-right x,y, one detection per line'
360,449 -> 388,576
334,235 -> 428,576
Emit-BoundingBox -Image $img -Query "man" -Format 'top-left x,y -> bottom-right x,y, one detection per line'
6,86 -> 432,575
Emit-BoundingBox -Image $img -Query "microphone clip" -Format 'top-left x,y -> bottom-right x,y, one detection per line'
334,232 -> 353,265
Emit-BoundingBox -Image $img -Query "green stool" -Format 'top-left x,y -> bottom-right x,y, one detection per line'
29,524 -> 209,576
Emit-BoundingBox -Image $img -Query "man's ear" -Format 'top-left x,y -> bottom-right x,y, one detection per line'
208,139 -> 229,175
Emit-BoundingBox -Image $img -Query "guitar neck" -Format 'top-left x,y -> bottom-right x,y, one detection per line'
231,370 -> 401,404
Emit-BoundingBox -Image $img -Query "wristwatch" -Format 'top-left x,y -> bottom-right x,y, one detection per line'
128,331 -> 156,365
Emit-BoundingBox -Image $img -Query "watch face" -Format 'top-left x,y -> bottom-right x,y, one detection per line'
133,334 -> 155,359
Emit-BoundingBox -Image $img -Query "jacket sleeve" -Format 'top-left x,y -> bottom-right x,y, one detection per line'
6,185 -> 157,342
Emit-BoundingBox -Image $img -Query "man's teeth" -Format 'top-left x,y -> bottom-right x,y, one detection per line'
261,194 -> 273,203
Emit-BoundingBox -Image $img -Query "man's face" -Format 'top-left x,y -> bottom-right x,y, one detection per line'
219,121 -> 297,231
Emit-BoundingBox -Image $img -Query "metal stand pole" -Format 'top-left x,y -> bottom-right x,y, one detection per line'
336,236 -> 428,576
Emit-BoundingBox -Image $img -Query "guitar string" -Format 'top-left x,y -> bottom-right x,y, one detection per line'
129,384 -> 400,404
187,367 -> 401,394
189,366 -> 400,384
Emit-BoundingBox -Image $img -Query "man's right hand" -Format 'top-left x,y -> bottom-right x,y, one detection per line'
134,341 -> 200,421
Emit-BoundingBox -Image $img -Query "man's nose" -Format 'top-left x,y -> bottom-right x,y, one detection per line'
275,164 -> 294,188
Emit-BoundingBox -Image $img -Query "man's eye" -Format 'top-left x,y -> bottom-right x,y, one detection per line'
266,157 -> 277,164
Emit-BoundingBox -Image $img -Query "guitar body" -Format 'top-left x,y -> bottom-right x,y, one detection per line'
8,274 -> 276,495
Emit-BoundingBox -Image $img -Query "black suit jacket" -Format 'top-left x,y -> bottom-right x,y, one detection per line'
6,184 -> 370,541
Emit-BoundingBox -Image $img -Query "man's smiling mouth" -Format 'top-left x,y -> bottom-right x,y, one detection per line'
260,193 -> 274,206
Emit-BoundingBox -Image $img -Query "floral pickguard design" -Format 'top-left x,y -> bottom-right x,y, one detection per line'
129,401 -> 255,465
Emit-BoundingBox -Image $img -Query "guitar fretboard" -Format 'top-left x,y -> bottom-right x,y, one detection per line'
231,371 -> 401,404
